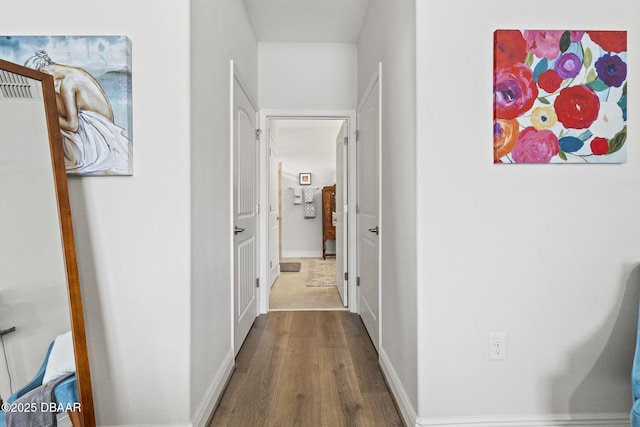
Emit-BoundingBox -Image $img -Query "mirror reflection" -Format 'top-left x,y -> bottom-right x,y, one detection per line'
0,60 -> 93,427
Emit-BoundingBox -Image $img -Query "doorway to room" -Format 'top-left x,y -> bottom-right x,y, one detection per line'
259,114 -> 356,313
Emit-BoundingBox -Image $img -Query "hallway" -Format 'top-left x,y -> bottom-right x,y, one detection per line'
208,311 -> 403,426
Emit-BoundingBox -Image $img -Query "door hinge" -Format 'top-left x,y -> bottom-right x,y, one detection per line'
256,204 -> 260,214
357,276 -> 361,287
344,272 -> 348,281
355,130 -> 360,141
343,136 -> 348,145
256,278 -> 260,288
255,128 -> 262,140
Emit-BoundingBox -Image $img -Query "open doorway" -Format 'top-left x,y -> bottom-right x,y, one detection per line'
266,118 -> 346,311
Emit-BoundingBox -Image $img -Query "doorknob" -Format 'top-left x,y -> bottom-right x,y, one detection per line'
234,226 -> 245,235
368,226 -> 379,235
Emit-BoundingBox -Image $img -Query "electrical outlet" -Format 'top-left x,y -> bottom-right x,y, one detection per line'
489,333 -> 506,361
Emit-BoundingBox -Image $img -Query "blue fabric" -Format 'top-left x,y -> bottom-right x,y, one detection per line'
0,341 -> 78,426
632,298 -> 640,427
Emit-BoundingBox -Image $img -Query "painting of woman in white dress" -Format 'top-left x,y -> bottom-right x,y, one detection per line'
0,36 -> 132,176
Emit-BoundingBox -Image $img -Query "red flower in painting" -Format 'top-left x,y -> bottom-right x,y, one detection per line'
587,31 -> 627,53
590,137 -> 609,155
512,127 -> 559,163
494,63 -> 538,120
538,69 -> 563,93
554,85 -> 600,129
494,30 -> 527,67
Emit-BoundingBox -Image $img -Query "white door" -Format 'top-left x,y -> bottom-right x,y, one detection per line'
357,65 -> 381,351
233,73 -> 258,355
268,130 -> 280,286
335,121 -> 348,306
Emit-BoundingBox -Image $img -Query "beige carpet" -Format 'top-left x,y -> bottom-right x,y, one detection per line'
269,258 -> 345,310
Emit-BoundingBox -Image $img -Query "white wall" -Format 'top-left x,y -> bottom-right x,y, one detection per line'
357,0 -> 418,421
190,0 -> 258,424
417,0 -> 640,423
259,42 -> 357,110
274,120 -> 341,258
3,0 -> 192,425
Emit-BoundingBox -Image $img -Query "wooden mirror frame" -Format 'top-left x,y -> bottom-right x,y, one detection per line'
0,59 -> 95,427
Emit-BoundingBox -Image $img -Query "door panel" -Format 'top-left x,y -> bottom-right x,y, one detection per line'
357,67 -> 381,351
233,75 -> 258,355
335,122 -> 348,306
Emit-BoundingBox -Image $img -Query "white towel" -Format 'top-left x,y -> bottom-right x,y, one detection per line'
303,188 -> 315,203
292,187 -> 302,205
304,202 -> 316,218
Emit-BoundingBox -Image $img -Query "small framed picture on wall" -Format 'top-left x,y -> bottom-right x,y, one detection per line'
299,173 -> 312,185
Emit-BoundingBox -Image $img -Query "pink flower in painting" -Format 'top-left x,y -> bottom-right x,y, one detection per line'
524,30 -> 565,59
569,31 -> 585,42
512,127 -> 559,163
494,63 -> 539,120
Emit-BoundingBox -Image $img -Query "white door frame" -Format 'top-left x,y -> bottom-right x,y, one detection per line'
258,109 -> 358,314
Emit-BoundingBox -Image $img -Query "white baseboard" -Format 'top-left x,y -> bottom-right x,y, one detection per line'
191,349 -> 235,427
379,347 -> 419,427
378,348 -> 629,427
281,250 -> 322,258
415,414 -> 630,427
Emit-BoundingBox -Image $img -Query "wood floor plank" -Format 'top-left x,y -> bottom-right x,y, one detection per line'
209,311 -> 404,427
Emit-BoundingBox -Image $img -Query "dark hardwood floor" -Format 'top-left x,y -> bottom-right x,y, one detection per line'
208,311 -> 404,427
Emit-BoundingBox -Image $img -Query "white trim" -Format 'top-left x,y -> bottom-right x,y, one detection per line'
281,250 -> 323,258
258,109 -> 358,315
191,349 -> 235,427
414,414 -> 630,427
379,347 -> 419,427
229,60 -> 236,355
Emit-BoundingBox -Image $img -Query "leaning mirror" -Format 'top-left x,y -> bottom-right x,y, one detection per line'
0,59 -> 95,426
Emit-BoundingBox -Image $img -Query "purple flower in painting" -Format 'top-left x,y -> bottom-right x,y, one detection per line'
512,127 -> 559,163
594,54 -> 627,87
524,30 -> 564,59
494,64 -> 538,120
555,52 -> 582,79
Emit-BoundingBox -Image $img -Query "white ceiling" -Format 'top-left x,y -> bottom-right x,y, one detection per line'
242,0 -> 371,43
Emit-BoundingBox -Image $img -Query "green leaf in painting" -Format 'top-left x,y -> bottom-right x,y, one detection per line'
560,31 -> 571,53
538,97 -> 550,105
583,47 -> 592,68
622,82 -> 627,97
559,151 -> 567,161
608,126 -> 627,154
586,68 -> 597,83
525,51 -> 534,68
586,79 -> 609,92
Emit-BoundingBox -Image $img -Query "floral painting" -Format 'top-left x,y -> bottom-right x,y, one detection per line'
0,36 -> 132,176
493,30 -> 627,164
